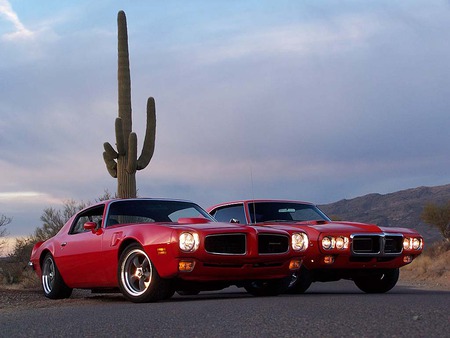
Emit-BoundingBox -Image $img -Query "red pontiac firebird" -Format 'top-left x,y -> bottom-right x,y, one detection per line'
208,200 -> 424,294
29,198 -> 308,303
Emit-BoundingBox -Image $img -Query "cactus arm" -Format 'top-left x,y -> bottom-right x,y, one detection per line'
127,132 -> 137,175
137,97 -> 156,170
104,142 -> 118,159
103,151 -> 118,178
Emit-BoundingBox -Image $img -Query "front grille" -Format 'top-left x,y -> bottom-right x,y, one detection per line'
352,236 -> 381,253
351,233 -> 403,256
258,234 -> 289,254
205,234 -> 246,255
384,236 -> 403,253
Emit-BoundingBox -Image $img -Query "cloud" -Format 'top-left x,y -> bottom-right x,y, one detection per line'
0,0 -> 35,40
1,2 -> 450,237
196,15 -> 377,64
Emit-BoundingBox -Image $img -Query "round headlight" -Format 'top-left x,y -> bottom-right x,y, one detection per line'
292,233 -> 308,251
412,238 -> 421,250
335,236 -> 346,250
403,238 -> 411,250
179,232 -> 199,252
322,236 -> 332,250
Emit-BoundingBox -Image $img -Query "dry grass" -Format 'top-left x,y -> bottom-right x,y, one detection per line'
400,241 -> 450,290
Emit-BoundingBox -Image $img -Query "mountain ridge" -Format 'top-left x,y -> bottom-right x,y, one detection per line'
319,184 -> 450,243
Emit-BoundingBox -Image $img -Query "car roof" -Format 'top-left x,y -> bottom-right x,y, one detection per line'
210,199 -> 316,209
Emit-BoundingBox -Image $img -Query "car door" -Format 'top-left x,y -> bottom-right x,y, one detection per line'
55,205 -> 106,288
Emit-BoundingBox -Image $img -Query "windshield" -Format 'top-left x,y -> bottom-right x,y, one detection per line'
105,199 -> 215,226
247,202 -> 330,223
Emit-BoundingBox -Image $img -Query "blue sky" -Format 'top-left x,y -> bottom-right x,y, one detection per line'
1,0 -> 449,237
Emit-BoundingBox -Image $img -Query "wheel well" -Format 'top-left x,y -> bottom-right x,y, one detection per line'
39,249 -> 51,268
117,238 -> 142,261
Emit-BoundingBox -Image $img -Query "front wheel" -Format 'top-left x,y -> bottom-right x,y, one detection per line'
287,266 -> 313,294
354,268 -> 399,293
41,253 -> 72,299
244,277 -> 291,297
118,244 -> 172,303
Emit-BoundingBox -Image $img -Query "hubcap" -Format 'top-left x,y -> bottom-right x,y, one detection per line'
42,257 -> 55,294
121,249 -> 153,297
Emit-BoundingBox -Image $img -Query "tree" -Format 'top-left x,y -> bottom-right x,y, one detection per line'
3,192 -> 115,285
33,190 -> 114,242
0,214 -> 12,254
421,201 -> 450,240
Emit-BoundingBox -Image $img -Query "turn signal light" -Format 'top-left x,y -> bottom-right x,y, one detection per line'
289,259 -> 302,270
403,255 -> 413,263
323,255 -> 335,264
157,247 -> 167,255
179,260 -> 195,272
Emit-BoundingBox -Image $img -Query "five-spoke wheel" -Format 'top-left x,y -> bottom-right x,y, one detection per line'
41,253 -> 72,299
118,244 -> 173,302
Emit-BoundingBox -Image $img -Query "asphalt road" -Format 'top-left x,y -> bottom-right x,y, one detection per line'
1,280 -> 448,338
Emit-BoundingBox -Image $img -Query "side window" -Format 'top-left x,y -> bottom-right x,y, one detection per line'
212,205 -> 247,224
70,205 -> 105,234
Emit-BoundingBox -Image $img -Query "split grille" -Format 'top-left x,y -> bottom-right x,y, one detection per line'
204,233 -> 290,255
205,234 -> 246,255
258,234 -> 289,254
351,233 -> 403,256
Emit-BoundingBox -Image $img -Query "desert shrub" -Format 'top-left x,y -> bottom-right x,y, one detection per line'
1,191 -> 115,286
0,215 -> 12,255
421,202 -> 450,240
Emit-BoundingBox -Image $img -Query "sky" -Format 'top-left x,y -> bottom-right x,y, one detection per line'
1,0 -> 449,238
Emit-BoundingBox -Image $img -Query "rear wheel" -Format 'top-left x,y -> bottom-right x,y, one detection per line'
41,253 -> 72,299
287,266 -> 313,294
354,268 -> 399,293
118,244 -> 172,303
244,277 -> 290,297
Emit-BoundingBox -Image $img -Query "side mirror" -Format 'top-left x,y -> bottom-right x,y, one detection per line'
230,218 -> 240,224
84,222 -> 97,231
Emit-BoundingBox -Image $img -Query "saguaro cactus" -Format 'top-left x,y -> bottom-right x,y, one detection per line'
103,11 -> 156,198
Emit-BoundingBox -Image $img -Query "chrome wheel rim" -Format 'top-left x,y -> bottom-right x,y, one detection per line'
121,248 -> 152,297
42,257 -> 55,294
289,272 -> 298,288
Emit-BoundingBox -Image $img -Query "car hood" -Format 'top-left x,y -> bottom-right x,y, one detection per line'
307,221 -> 383,233
261,220 -> 416,235
166,219 -> 290,235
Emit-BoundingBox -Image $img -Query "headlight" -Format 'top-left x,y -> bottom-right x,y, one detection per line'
179,232 -> 200,252
412,238 -> 421,250
335,236 -> 349,250
403,238 -> 410,250
322,236 -> 332,250
292,233 -> 308,251
403,237 -> 423,250
322,236 -> 349,250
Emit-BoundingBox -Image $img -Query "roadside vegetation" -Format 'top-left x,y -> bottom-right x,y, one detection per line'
0,191 -> 113,286
1,197 -> 449,289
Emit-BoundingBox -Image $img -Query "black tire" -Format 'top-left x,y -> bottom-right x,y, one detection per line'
244,277 -> 291,297
287,266 -> 313,294
41,253 -> 73,299
118,244 -> 172,303
354,268 -> 399,293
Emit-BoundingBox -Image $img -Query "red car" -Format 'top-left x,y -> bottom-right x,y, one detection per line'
208,200 -> 424,293
29,198 -> 308,302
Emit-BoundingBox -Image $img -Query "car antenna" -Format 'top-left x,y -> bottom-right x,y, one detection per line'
250,167 -> 256,224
